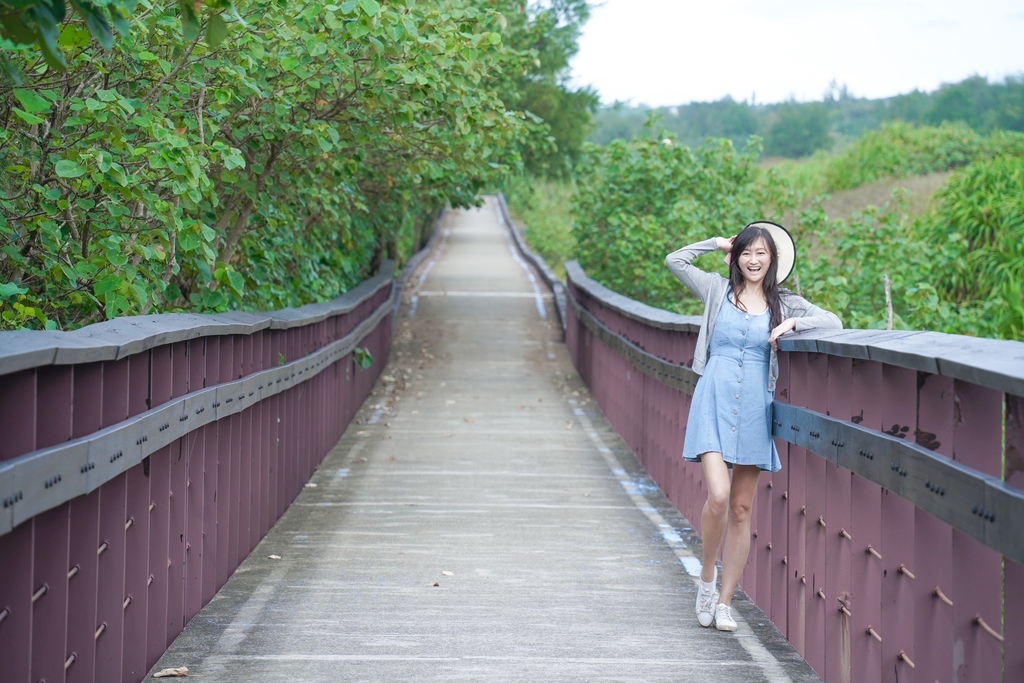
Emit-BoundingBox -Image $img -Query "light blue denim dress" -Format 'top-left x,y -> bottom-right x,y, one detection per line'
682,292 -> 781,472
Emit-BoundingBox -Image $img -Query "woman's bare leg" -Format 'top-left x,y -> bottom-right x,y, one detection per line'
719,464 -> 761,605
698,452 -> 731,583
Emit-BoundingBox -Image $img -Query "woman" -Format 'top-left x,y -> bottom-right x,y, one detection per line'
665,222 -> 841,632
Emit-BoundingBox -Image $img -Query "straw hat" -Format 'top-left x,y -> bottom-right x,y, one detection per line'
734,220 -> 796,284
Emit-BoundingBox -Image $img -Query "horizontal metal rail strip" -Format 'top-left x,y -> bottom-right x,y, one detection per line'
561,256 -> 1024,683
0,253 -> 408,683
566,290 -> 1024,564
0,295 -> 392,536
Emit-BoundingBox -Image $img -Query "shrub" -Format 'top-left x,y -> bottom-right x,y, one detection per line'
571,134 -> 795,313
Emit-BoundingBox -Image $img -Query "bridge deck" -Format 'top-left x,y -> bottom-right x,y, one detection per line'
149,198 -> 820,682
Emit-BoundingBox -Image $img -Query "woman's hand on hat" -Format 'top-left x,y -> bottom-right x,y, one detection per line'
768,318 -> 797,350
715,236 -> 735,252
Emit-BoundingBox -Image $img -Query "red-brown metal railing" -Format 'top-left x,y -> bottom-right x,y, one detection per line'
0,262 -> 397,683
564,259 -> 1024,683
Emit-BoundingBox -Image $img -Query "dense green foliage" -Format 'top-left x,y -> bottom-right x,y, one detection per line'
762,102 -> 830,158
1,0 -> 592,330
820,122 -> 1024,191
590,74 -> 1024,159
511,126 -> 1024,340
0,0 -> 230,77
769,123 -> 1024,199
502,174 -> 575,279
570,134 -> 792,311
500,0 -> 598,179
919,154 -> 1024,338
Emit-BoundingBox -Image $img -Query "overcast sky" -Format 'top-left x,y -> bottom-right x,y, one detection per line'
568,0 -> 1024,107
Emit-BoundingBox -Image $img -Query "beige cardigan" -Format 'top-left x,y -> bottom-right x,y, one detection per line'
666,238 -> 843,392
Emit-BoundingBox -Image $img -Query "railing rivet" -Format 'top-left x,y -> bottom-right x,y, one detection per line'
0,608 -> 9,625
800,506 -> 807,515
974,615 -> 1005,643
68,564 -> 80,580
839,528 -> 852,540
818,516 -> 826,527
933,586 -> 953,607
898,650 -> 916,669
800,575 -> 806,585
124,517 -> 135,531
866,545 -> 882,560
31,583 -> 48,603
95,623 -> 106,640
839,605 -> 852,617
866,626 -> 882,642
64,653 -> 77,671
123,595 -> 133,609
817,589 -> 826,600
898,564 -> 916,580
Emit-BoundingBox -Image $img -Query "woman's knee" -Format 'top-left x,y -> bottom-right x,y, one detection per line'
729,498 -> 753,524
705,485 -> 730,515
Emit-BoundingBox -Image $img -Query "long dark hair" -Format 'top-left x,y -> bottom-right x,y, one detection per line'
728,225 -> 783,330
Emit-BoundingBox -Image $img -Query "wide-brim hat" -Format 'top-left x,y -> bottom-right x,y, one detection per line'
743,220 -> 796,284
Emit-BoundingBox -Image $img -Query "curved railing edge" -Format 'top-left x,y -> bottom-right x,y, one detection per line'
0,211 -> 450,538
565,261 -> 1024,565
494,192 -> 568,332
0,262 -> 396,379
565,259 -> 1024,397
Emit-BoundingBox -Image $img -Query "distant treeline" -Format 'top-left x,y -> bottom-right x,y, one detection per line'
589,75 -> 1024,158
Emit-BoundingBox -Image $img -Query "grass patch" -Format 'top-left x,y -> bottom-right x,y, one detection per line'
502,175 -> 576,280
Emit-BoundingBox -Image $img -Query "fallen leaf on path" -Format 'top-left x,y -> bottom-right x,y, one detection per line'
464,417 -> 474,423
304,483 -> 318,488
442,571 -> 454,576
267,555 -> 282,560
153,667 -> 192,678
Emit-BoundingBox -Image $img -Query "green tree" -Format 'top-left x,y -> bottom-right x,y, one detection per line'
763,101 -> 831,158
0,0 -> 232,77
0,0 -> 538,328
499,0 -> 598,178
571,127 -> 794,311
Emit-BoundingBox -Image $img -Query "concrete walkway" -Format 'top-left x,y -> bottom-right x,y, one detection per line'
150,198 -> 820,682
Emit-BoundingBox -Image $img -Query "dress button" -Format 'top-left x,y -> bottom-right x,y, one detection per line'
735,393 -> 740,399
745,314 -> 750,320
738,378 -> 742,383
731,426 -> 737,431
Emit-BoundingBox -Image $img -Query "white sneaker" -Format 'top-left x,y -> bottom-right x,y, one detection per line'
695,582 -> 719,627
715,603 -> 738,632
